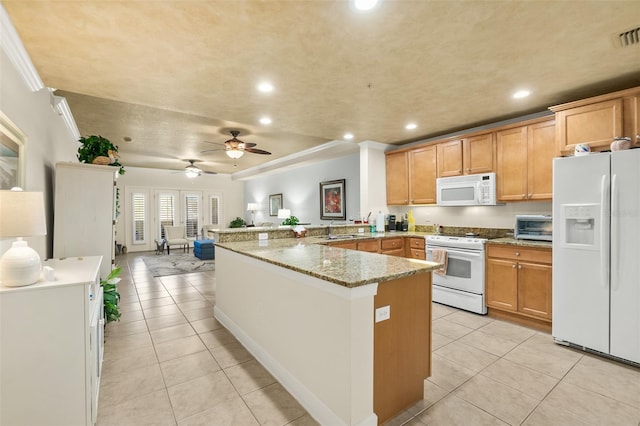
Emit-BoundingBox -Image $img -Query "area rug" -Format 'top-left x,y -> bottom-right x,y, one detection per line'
142,252 -> 215,277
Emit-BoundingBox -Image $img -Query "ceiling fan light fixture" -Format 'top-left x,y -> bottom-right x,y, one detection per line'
226,149 -> 244,159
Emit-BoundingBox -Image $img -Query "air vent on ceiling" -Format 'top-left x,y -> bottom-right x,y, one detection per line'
618,26 -> 640,47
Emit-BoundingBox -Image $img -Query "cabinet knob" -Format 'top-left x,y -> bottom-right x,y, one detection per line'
521,194 -> 527,199
518,264 -> 523,270
512,264 -> 516,269
528,194 -> 532,199
515,252 -> 520,256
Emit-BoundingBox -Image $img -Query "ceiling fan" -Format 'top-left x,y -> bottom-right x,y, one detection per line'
175,160 -> 217,178
201,130 -> 272,159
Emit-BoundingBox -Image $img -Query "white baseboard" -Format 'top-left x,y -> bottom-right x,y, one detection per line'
214,306 -> 377,426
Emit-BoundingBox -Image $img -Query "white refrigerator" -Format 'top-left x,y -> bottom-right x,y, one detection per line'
552,148 -> 640,364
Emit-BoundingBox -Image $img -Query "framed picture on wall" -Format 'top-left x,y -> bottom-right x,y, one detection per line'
320,179 -> 346,220
269,193 -> 283,216
0,111 -> 26,190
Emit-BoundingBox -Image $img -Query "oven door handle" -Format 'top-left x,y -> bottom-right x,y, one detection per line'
427,247 -> 483,258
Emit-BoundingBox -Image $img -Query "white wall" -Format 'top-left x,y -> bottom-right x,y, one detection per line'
0,49 -> 78,259
114,166 -> 245,252
243,154 -> 360,226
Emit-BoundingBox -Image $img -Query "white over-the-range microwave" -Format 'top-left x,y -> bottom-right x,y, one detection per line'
436,173 -> 497,206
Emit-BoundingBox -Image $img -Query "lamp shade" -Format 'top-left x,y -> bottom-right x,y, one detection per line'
0,190 -> 47,237
277,208 -> 291,219
0,189 -> 47,286
226,149 -> 244,159
247,203 -> 258,212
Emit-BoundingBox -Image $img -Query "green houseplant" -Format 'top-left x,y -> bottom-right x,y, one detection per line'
282,215 -> 299,226
229,217 -> 246,228
101,267 -> 122,322
77,135 -> 125,175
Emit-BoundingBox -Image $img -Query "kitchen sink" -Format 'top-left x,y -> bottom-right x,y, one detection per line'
325,234 -> 366,240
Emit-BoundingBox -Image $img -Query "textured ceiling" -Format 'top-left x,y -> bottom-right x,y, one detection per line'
3,1 -> 640,175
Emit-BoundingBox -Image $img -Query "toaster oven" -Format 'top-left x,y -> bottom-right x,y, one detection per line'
515,215 -> 552,241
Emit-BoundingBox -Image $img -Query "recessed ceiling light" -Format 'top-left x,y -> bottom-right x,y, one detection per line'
513,90 -> 531,99
405,123 -> 417,130
257,82 -> 274,93
343,133 -> 354,140
259,117 -> 272,125
353,0 -> 380,11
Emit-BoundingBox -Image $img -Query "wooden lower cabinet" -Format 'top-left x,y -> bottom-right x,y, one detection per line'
405,237 -> 426,260
486,244 -> 552,331
374,273 -> 431,424
380,237 -> 404,257
358,240 -> 380,253
330,240 -> 357,250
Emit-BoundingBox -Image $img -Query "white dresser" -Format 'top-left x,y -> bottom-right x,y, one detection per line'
0,256 -> 104,426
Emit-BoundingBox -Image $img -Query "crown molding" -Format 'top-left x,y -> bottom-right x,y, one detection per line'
53,95 -> 81,140
232,140 -> 359,181
1,4 -> 44,92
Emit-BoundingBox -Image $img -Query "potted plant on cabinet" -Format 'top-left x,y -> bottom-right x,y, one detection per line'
77,135 -> 125,175
101,267 -> 122,322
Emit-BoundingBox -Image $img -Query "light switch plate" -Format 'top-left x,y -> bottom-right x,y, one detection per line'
258,233 -> 268,240
375,305 -> 391,322
358,228 -> 364,233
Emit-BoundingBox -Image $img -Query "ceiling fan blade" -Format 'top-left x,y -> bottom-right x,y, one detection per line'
200,148 -> 225,154
242,142 -> 257,148
244,147 -> 272,155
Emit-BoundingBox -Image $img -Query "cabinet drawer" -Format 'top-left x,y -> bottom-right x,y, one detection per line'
487,245 -> 551,263
381,238 -> 403,251
407,237 -> 425,250
358,240 -> 380,253
407,249 -> 426,260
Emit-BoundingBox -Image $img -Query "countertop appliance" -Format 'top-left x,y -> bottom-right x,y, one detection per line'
552,149 -> 640,364
515,214 -> 552,241
436,173 -> 497,206
426,235 -> 488,314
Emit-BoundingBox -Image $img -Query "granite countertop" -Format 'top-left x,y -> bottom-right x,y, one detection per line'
487,237 -> 552,249
215,238 -> 440,288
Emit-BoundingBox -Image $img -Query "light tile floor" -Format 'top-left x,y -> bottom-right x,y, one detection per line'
98,253 -> 640,426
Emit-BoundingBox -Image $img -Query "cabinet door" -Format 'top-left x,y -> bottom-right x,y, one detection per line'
409,146 -> 437,204
555,98 -> 623,155
486,258 -> 518,311
517,261 -> 552,320
437,140 -> 463,177
358,240 -> 380,253
496,126 -> 528,201
527,120 -> 555,200
386,151 -> 409,205
331,241 -> 357,250
463,133 -> 494,174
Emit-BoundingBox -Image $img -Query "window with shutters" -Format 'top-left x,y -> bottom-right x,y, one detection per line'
158,193 -> 175,239
132,193 -> 146,244
210,195 -> 221,226
184,194 -> 200,238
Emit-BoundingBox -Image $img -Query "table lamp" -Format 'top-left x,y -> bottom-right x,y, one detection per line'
247,203 -> 258,225
0,189 -> 47,286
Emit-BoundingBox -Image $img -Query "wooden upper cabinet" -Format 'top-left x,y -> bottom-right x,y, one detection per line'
527,120 -> 555,200
554,99 -> 622,155
463,133 -> 494,174
409,146 -> 437,204
550,87 -> 640,155
386,151 -> 409,205
437,140 -> 463,177
496,119 -> 555,202
496,126 -> 528,201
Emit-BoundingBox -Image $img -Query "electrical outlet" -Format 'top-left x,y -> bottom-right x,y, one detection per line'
358,228 -> 364,233
258,233 -> 268,240
375,305 -> 391,322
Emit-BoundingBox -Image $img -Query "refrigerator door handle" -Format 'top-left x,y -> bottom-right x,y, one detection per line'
611,174 -> 619,291
600,174 -> 609,288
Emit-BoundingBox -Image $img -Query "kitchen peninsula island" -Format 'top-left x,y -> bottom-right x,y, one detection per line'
214,237 -> 439,425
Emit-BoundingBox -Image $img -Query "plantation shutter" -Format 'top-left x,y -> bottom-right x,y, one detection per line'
210,195 -> 220,226
132,193 -> 146,244
184,194 -> 199,238
158,194 -> 175,239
